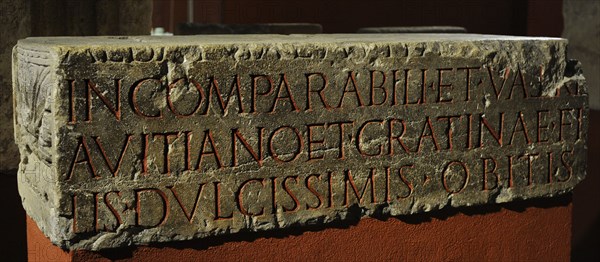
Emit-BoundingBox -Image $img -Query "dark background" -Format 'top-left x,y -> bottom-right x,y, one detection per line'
2,0 -> 598,261
152,0 -> 563,37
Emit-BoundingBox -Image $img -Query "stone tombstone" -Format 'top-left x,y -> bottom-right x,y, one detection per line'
13,34 -> 588,250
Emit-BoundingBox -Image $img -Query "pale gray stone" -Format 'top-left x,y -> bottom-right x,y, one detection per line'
13,34 -> 588,250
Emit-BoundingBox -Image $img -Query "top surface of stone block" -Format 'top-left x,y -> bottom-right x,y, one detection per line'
13,34 -> 587,250
18,34 -> 562,46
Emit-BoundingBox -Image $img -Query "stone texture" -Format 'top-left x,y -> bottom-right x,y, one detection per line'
0,0 -> 153,173
357,26 -> 467,33
177,23 -> 323,35
563,0 -> 600,110
13,34 -> 588,250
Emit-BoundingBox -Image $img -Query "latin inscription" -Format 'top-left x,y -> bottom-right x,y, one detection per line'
14,35 -> 588,249
62,64 -> 584,233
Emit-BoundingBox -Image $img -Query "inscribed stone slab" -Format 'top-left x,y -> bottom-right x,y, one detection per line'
13,34 -> 588,250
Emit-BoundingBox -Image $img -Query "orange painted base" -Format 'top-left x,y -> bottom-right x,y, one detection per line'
27,196 -> 572,262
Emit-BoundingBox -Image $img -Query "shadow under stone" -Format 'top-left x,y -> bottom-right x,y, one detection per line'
0,170 -> 27,261
88,194 -> 572,261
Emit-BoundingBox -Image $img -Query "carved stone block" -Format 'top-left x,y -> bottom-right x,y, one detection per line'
13,34 -> 588,250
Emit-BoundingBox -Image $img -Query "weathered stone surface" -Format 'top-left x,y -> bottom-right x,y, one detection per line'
177,23 -> 323,35
13,34 -> 588,250
357,26 -> 467,33
0,0 -> 152,173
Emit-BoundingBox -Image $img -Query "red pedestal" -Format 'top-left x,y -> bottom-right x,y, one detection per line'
27,196 -> 571,262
